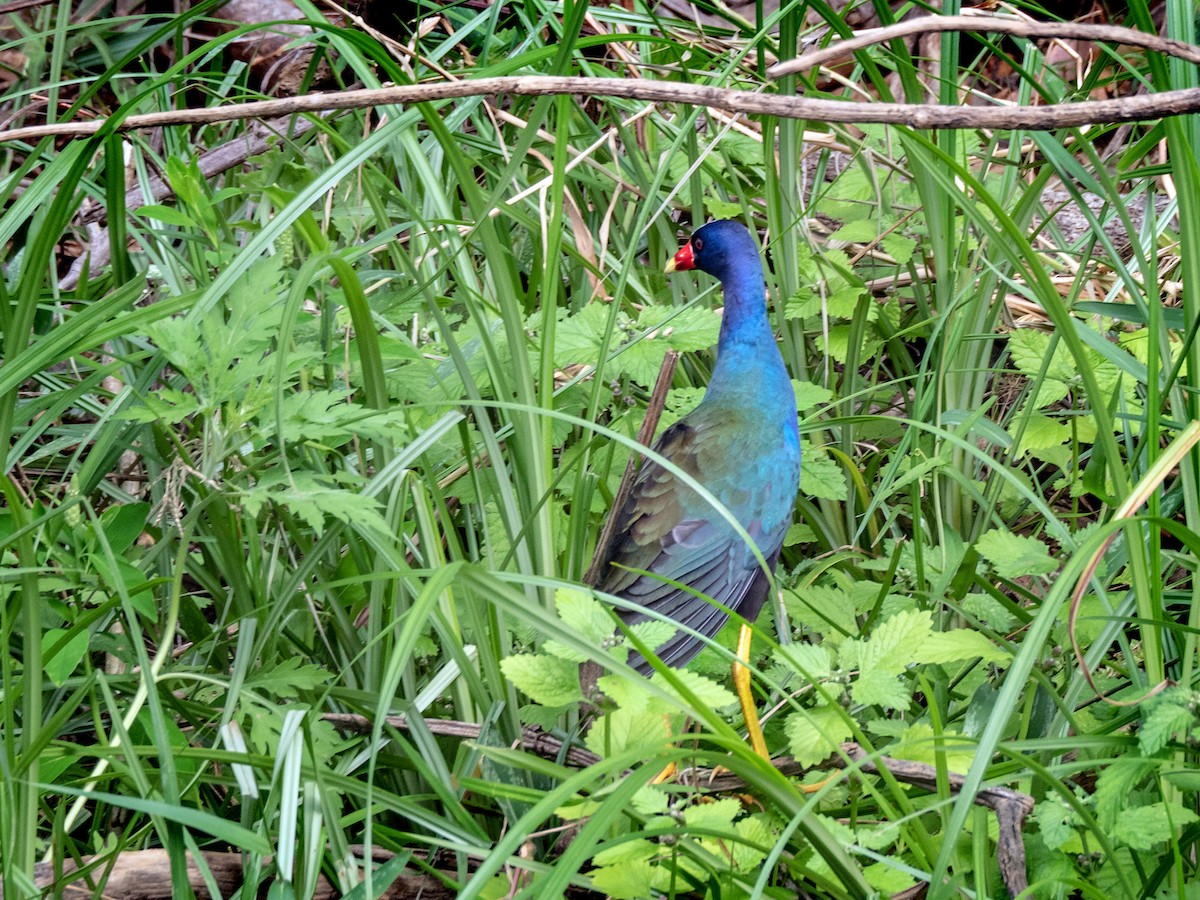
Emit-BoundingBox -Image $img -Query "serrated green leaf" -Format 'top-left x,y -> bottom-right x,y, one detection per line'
977,529 -> 1058,579
637,305 -> 720,353
589,860 -> 657,899
553,303 -> 611,366
915,630 -> 1011,666
593,838 -> 658,868
630,785 -> 670,816
244,657 -> 331,698
793,379 -> 834,412
783,522 -> 816,546
1035,798 -> 1080,851
584,702 -> 673,756
1008,329 -> 1075,408
881,232 -> 917,265
684,797 -> 741,830
776,642 -> 832,680
1011,411 -> 1071,456
500,654 -> 584,707
731,815 -> 773,871
617,338 -> 670,387
860,609 -> 932,676
1095,759 -> 1157,830
706,197 -> 743,220
1139,698 -> 1196,755
800,451 -> 848,501
785,704 -> 852,767
851,668 -> 910,709
655,668 -> 736,708
784,583 -> 858,643
1113,802 -> 1198,850
865,861 -> 918,896
556,587 -> 613,644
629,619 -> 677,652
829,219 -> 879,243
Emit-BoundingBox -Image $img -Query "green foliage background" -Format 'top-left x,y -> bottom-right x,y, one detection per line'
3,0 -> 1200,897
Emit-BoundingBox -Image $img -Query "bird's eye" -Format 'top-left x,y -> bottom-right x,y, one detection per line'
692,237 -> 703,252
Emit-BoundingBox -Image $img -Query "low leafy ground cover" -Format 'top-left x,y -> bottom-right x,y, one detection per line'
2,1 -> 1200,897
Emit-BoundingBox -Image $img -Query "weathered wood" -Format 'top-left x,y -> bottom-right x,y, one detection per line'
26,849 -> 456,899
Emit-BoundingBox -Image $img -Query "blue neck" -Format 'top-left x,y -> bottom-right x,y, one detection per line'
704,266 -> 791,407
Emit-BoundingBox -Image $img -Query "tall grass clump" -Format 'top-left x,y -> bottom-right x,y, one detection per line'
3,0 -> 1200,897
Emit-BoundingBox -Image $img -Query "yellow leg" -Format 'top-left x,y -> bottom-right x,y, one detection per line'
734,624 -> 769,760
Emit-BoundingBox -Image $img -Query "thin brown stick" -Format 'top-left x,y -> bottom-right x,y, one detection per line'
7,73 -> 1200,146
323,713 -> 1034,897
769,13 -> 1200,77
23,849 -> 455,900
583,348 -> 680,587
684,743 -> 1034,898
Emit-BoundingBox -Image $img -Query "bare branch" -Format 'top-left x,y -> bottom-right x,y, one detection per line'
5,72 -> 1200,146
770,13 -> 1200,77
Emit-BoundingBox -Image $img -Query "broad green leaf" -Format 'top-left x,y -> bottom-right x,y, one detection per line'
628,620 -> 677,652
584,703 -> 673,756
793,379 -> 834,412
890,722 -> 976,772
1007,329 -> 1074,408
783,522 -> 816,546
849,672 -> 902,715
865,861 -> 918,896
555,588 -> 613,644
829,219 -> 880,243
784,583 -> 858,643
592,837 -> 658,866
43,627 -> 89,688
655,668 -> 736,709
96,503 -> 151,554
500,654 -> 584,707
589,860 -> 657,900
552,303 -> 610,366
785,704 -> 852,767
976,528 -> 1059,579
1094,759 -> 1157,830
1035,798 -> 1080,851
732,815 -> 774,871
1138,696 -> 1196,755
1012,411 -> 1071,456
800,448 -> 848,501
637,305 -> 720,353
859,609 -> 932,676
881,232 -> 917,264
776,642 -> 833,680
136,204 -> 197,227
915,630 -> 1011,666
684,797 -> 740,830
706,197 -> 742,219
1112,802 -> 1199,850
630,785 -> 670,816
244,657 -> 331,698
851,669 -> 910,710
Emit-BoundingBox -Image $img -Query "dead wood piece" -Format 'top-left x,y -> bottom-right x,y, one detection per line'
322,711 -> 604,769
205,0 -> 335,95
680,742 -> 1034,898
24,849 -> 456,900
60,114 -> 317,291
